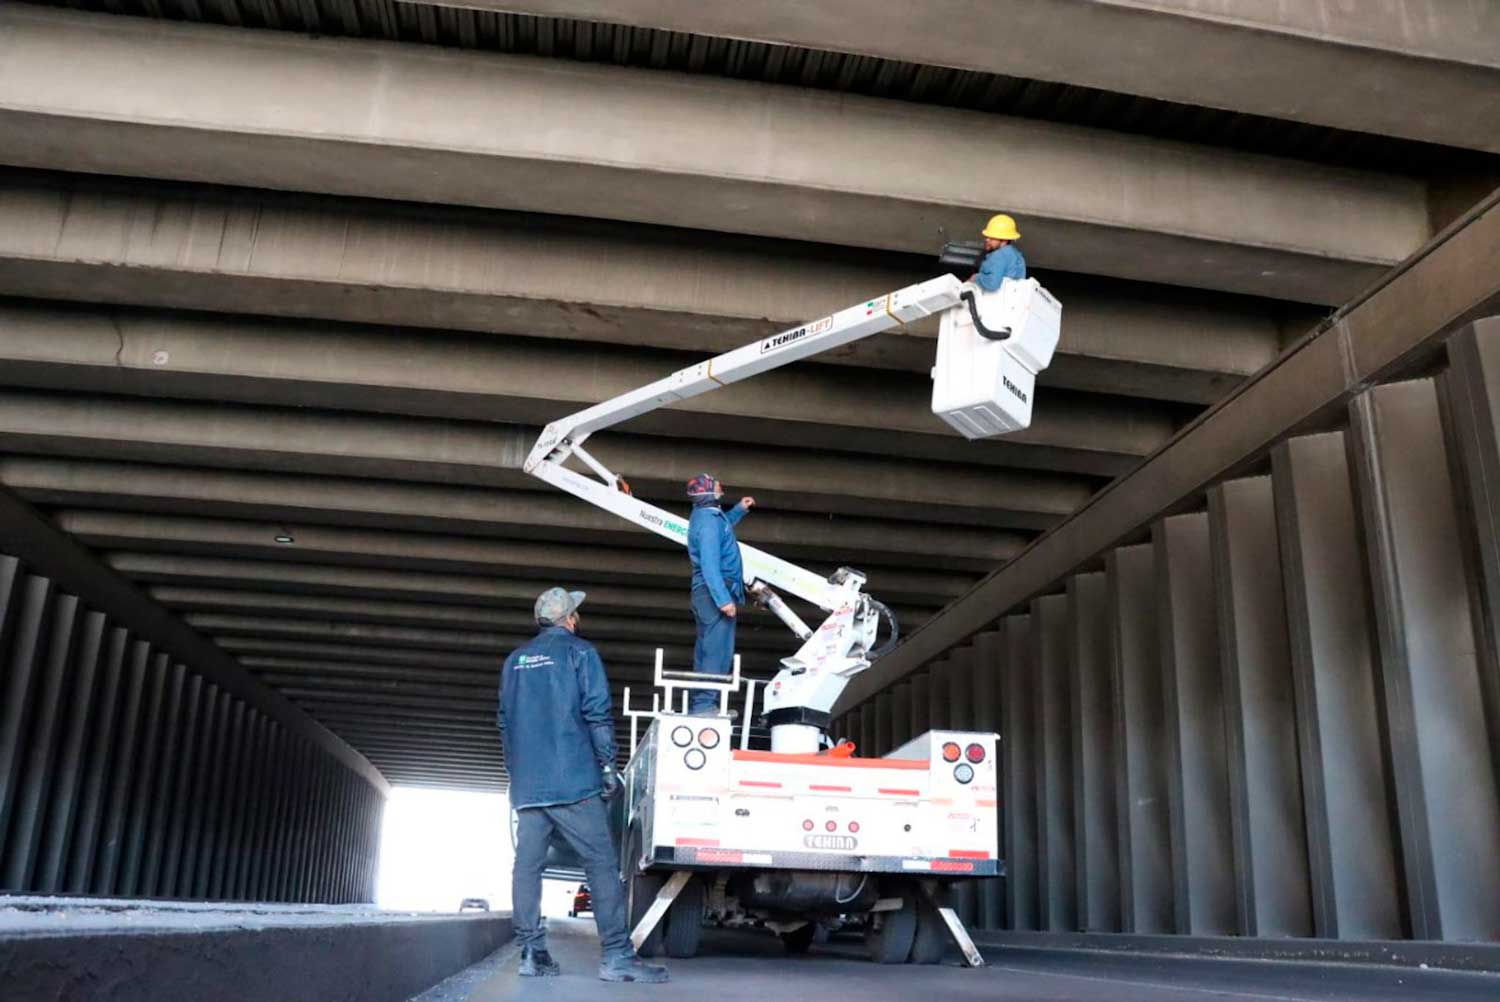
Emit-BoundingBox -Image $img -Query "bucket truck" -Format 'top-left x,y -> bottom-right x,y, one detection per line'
522,268 -> 1061,965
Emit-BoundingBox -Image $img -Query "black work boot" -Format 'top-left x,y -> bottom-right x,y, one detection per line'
519,946 -> 561,977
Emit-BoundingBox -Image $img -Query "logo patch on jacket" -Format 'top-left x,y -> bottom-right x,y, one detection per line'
513,654 -> 556,670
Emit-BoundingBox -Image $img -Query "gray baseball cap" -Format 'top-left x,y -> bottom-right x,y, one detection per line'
534,586 -> 586,625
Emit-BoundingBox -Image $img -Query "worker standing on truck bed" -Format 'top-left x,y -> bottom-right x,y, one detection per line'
499,586 -> 669,984
973,213 -> 1026,289
685,474 -> 754,714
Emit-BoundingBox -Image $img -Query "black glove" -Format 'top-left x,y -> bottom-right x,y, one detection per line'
601,765 -> 620,800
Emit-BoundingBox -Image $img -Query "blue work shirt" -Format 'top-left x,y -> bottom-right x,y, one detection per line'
688,502 -> 747,609
975,244 -> 1026,290
498,626 -> 617,809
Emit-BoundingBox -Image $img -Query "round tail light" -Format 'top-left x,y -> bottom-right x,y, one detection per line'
954,763 -> 975,784
684,749 -> 706,770
965,742 -> 986,763
670,725 -> 693,747
698,728 -> 721,749
825,820 -> 838,832
941,741 -> 961,763
848,821 -> 861,834
802,819 -> 815,831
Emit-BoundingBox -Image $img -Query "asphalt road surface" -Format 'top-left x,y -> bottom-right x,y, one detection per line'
417,918 -> 1500,1002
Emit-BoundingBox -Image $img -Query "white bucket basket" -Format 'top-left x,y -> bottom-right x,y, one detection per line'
930,278 -> 1062,440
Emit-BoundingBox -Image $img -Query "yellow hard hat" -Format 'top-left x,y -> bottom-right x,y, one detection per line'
982,213 -> 1021,241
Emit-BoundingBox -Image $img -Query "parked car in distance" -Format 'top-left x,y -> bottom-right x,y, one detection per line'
569,884 -> 592,918
458,898 -> 490,912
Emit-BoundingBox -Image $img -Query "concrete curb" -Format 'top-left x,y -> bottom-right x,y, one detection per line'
970,930 -> 1500,975
1,900 -> 513,1002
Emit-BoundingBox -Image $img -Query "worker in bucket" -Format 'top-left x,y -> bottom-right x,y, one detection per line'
685,473 -> 754,714
973,213 -> 1027,289
499,586 -> 669,984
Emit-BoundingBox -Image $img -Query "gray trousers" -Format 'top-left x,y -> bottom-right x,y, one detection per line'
512,796 -> 631,960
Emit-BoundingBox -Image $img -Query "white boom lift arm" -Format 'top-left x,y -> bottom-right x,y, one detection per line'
524,272 -> 1062,753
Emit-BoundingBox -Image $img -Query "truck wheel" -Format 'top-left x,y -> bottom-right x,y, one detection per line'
908,900 -> 947,965
662,874 -> 704,958
625,829 -> 664,957
865,898 -> 917,964
780,922 -> 817,955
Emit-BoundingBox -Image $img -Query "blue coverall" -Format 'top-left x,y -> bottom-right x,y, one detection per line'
975,243 -> 1027,290
498,626 -> 630,960
686,497 -> 748,713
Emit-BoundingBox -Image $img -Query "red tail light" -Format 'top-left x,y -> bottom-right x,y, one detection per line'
848,821 -> 861,834
825,820 -> 838,832
965,742 -> 986,763
698,728 -> 721,749
802,819 -> 814,831
941,741 -> 961,763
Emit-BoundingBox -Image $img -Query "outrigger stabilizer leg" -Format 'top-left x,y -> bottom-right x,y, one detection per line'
629,870 -> 692,951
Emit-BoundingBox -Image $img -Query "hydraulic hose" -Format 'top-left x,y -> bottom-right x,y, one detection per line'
867,598 -> 900,660
959,289 -> 1011,341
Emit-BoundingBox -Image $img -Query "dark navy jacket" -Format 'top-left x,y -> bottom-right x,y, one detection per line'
498,626 -> 617,809
688,503 -> 747,608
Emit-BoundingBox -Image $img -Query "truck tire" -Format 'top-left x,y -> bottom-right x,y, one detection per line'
908,900 -> 947,965
865,898 -> 917,964
662,875 -> 704,959
780,922 -> 817,955
625,829 -> 664,957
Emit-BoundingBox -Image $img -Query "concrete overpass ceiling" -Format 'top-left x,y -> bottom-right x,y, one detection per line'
0,0 -> 1494,795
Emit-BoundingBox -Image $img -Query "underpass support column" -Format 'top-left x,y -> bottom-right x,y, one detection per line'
120,654 -> 173,896
927,661 -> 950,731
1209,477 -> 1314,937
66,626 -> 130,894
1033,595 -> 1076,931
908,674 -> 930,738
1351,378 -> 1500,941
945,647 -> 978,925
1000,614 -> 1037,930
3,593 -> 82,890
36,609 -> 108,892
1271,432 -> 1402,940
875,692 -> 894,757
889,682 -> 912,748
1446,318 -> 1500,824
159,674 -> 206,897
1156,513 -> 1236,935
1107,544 -> 1172,933
1068,571 -> 1119,931
972,629 -> 1004,930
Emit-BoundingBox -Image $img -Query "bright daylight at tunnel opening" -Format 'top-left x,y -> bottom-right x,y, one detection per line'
2,2 -> 1500,1001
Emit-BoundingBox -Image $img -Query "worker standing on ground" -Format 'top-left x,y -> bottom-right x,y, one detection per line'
972,213 -> 1026,289
499,586 -> 669,984
685,474 -> 754,714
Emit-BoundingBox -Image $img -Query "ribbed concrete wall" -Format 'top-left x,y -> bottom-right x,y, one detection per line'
840,319 -> 1500,944
0,552 -> 384,901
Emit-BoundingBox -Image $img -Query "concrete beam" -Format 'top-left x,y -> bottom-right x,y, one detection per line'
0,7 -> 1429,302
457,0 -> 1500,153
0,299 -> 1181,471
104,551 -> 933,628
198,614 -> 796,655
0,390 -> 1096,528
838,185 -> 1500,712
105,553 -> 690,614
55,511 -> 975,604
1,458 -> 1028,571
218,636 -> 771,675
0,175 -> 1295,405
152,589 -> 929,653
